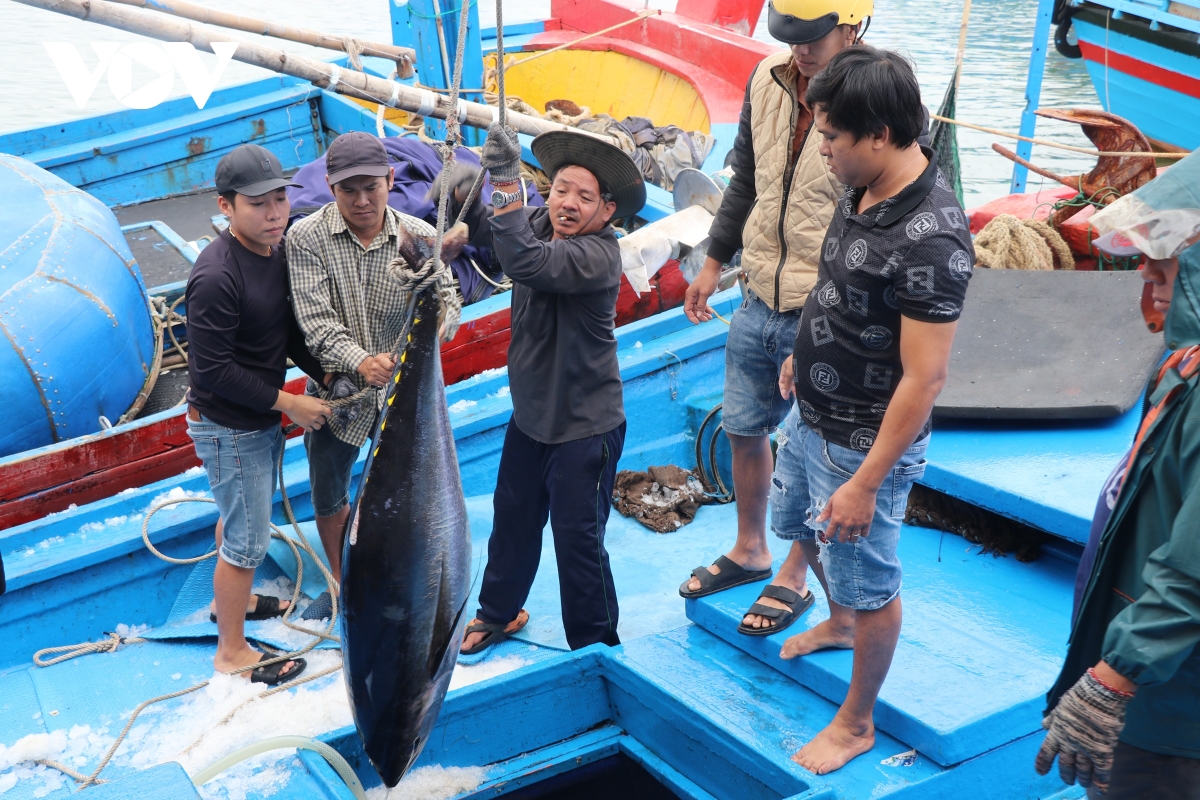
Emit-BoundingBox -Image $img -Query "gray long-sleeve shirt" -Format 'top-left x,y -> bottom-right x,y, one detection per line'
477,205 -> 625,444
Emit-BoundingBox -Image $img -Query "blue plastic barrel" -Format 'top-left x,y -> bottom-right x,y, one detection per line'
0,155 -> 155,458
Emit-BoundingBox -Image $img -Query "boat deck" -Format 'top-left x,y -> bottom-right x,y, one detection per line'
0,291 -> 1107,799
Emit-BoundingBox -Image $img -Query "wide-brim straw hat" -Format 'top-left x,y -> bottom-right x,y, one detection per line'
531,130 -> 646,219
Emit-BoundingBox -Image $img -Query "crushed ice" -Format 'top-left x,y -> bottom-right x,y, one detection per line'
366,765 -> 489,800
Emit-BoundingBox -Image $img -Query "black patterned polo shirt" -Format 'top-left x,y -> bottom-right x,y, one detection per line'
792,148 -> 974,450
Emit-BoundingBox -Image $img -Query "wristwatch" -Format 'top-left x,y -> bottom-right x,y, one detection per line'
491,187 -> 523,209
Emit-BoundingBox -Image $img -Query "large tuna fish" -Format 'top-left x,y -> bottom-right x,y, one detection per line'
340,247 -> 471,786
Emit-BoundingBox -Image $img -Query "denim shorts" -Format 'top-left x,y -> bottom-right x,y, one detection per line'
769,406 -> 927,611
722,289 -> 802,437
304,424 -> 361,517
187,417 -> 283,569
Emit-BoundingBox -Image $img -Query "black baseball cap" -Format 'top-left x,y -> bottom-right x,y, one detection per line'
215,144 -> 302,196
326,131 -> 392,186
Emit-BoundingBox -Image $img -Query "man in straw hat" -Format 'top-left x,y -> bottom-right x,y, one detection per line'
444,123 -> 645,655
679,0 -> 875,637
1037,153 -> 1200,798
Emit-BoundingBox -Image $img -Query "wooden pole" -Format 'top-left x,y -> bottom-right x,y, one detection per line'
953,0 -> 972,93
107,0 -> 416,77
15,0 -> 592,140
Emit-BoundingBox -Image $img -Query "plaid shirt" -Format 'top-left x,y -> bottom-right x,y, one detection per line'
287,203 -> 433,447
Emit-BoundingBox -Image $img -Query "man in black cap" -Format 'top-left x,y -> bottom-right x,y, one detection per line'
445,123 -> 645,654
288,131 -> 440,618
187,143 -> 331,685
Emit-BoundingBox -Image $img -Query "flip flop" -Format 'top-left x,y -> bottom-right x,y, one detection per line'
209,594 -> 288,623
459,609 -> 530,657
248,653 -> 307,686
300,591 -> 334,621
679,555 -> 773,599
737,585 -> 815,636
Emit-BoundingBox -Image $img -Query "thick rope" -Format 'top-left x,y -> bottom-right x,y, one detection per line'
973,214 -> 1076,271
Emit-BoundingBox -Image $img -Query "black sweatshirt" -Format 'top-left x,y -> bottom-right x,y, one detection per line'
185,229 -> 325,431
466,204 -> 625,444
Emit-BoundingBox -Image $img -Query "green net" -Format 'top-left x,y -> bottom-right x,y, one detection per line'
929,67 -> 963,207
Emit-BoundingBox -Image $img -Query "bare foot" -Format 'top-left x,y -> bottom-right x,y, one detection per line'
780,618 -> 855,659
685,550 -> 772,594
792,716 -> 875,775
209,594 -> 291,617
214,646 -> 300,679
742,582 -> 810,630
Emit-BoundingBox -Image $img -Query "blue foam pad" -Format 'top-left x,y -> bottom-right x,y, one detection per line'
143,558 -> 338,652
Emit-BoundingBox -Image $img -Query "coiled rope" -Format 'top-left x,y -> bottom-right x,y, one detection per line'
973,214 -> 1076,271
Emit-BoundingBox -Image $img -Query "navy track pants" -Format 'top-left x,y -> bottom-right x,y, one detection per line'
477,420 -> 625,650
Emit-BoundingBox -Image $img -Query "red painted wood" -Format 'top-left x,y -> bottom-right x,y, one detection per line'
1079,41 -> 1200,100
544,0 -> 775,123
674,0 -> 767,35
0,448 -> 204,530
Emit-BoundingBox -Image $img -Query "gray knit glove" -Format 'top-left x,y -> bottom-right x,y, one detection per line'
427,161 -> 481,220
480,122 -> 521,186
327,373 -> 361,426
1035,669 -> 1132,792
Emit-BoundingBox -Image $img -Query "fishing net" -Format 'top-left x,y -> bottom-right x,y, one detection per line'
929,67 -> 963,207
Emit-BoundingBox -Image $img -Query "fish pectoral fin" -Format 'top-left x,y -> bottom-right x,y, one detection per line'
427,596 -> 470,679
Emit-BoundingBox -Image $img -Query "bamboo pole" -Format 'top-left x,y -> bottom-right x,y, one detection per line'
106,0 -> 416,76
15,0 -> 592,140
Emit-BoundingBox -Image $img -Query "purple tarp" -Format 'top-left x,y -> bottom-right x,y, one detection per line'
287,136 -> 544,304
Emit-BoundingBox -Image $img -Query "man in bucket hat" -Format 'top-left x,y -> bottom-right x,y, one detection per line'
444,124 -> 645,654
1037,152 -> 1200,798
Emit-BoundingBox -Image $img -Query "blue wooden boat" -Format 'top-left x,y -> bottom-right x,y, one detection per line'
0,0 -> 1155,797
1053,0 -> 1199,152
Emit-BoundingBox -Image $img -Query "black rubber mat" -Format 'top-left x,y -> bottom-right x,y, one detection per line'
115,190 -> 220,290
934,269 -> 1165,420
137,368 -> 190,419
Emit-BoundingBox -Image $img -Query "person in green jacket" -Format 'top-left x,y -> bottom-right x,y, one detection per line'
1037,155 -> 1200,798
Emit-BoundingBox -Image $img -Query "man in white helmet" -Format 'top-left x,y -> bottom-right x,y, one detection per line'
680,0 -> 872,637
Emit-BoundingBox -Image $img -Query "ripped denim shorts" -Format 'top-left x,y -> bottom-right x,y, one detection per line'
768,404 -> 927,611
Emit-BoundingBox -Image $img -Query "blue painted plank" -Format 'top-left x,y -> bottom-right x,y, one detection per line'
924,409 -> 1139,543
686,523 -> 1076,766
1012,0 -> 1057,193
0,76 -> 307,156
29,86 -> 317,170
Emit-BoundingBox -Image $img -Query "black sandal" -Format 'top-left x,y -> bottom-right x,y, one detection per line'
460,609 -> 529,656
679,555 -> 772,599
209,594 -> 288,623
249,653 -> 307,686
737,585 -> 815,636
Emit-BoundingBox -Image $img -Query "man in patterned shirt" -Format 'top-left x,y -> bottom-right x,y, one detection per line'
771,47 -> 973,774
288,131 -> 435,614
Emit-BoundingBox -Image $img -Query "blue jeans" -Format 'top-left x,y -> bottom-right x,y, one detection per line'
722,289 -> 802,437
304,423 -> 361,517
187,417 -> 283,569
769,406 -> 927,611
